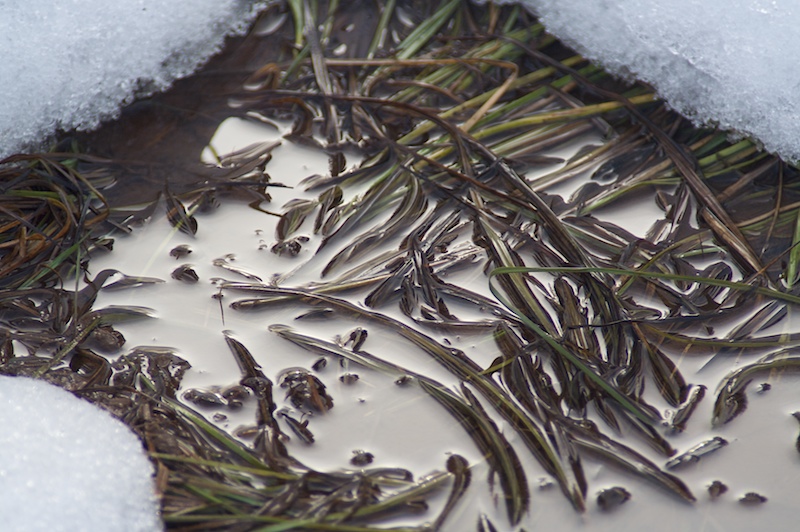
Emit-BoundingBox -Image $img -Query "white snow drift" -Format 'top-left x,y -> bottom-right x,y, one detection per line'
517,0 -> 800,161
0,0 -> 264,158
0,376 -> 160,531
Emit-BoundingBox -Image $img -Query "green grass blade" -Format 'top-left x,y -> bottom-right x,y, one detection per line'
488,269 -> 661,425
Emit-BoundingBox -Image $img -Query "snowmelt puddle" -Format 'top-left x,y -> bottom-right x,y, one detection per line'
84,118 -> 800,530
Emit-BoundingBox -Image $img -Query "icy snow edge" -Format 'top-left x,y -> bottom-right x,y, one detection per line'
508,0 -> 800,162
6,1 -> 799,163
0,0 -> 267,159
0,376 -> 160,532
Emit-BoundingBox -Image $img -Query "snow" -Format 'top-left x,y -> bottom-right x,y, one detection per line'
0,376 -> 160,532
514,0 -> 800,161
0,0 -> 265,158
2,1 -> 798,160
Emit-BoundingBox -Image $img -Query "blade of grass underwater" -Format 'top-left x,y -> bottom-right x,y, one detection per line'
343,470 -> 450,524
571,431 -> 695,503
449,382 -> 529,525
167,514 -> 421,532
493,326 -> 692,501
474,93 -> 657,138
396,53 -> 581,147
725,300 -> 787,340
488,270 -> 661,426
486,162 -> 634,367
302,0 -> 340,144
245,288 -> 581,512
475,215 -> 558,336
317,160 -> 402,253
494,266 -> 800,307
632,323 -> 688,407
509,40 -> 763,273
787,208 -> 800,289
163,455 -> 440,528
366,0 -> 395,59
460,64 -> 518,133
494,324 -> 588,502
18,236 -> 89,289
433,455 -> 471,531
223,331 -> 287,450
713,350 -> 800,426
322,175 -> 426,276
482,153 -> 622,281
150,453 -> 297,480
268,324 -> 529,524
287,0 -> 304,51
32,316 -> 101,377
384,23 -> 536,106
640,327 -> 800,355
163,397 -> 273,470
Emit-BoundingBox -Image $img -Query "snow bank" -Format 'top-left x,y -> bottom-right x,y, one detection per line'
516,0 -> 800,161
0,0 -> 265,158
0,376 -> 160,532
3,1 -> 798,160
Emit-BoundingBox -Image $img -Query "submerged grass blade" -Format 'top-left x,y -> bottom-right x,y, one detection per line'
489,269 -> 661,425
163,397 -> 272,470
422,380 -> 530,524
494,266 -> 800,307
396,0 -> 461,60
246,286 -> 581,512
787,209 -> 800,289
268,324 -> 529,523
713,351 -> 800,425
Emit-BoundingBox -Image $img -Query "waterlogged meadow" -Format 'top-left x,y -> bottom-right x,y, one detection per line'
2,1 -> 800,530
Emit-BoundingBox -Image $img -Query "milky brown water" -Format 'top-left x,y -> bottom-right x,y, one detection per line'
84,118 -> 800,531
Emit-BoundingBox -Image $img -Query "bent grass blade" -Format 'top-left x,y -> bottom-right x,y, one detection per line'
268,323 -> 530,524
488,269 -> 661,426
239,287 -> 583,512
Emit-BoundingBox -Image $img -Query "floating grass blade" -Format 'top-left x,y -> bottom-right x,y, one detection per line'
572,430 -> 695,503
433,455 -> 471,531
493,266 -> 800,307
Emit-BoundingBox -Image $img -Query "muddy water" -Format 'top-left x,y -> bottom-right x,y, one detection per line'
85,118 -> 800,531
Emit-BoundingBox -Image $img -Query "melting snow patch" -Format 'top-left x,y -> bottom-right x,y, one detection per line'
511,0 -> 800,161
0,376 -> 160,532
0,0 -> 265,158
4,1 -> 799,162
